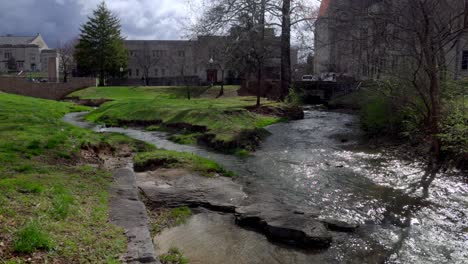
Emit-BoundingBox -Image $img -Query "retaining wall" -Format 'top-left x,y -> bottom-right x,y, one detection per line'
0,77 -> 96,100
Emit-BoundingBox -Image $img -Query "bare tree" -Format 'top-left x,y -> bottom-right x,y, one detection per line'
134,42 -> 162,86
57,39 -> 77,83
320,0 -> 467,159
7,57 -> 17,72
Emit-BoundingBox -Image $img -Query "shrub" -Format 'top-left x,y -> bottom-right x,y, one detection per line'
13,220 -> 53,253
439,99 -> 468,156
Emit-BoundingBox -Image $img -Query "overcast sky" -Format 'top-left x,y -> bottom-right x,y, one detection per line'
0,0 -> 199,47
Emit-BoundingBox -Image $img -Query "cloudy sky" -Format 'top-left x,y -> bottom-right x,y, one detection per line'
0,0 -> 201,47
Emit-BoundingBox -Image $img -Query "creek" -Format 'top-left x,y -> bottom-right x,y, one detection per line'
64,109 -> 467,264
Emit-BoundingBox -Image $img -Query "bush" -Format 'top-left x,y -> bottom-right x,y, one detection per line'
13,220 -> 53,253
286,87 -> 304,105
439,99 -> 468,156
160,247 -> 189,264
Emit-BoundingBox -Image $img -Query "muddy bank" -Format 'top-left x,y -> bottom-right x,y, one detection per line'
64,96 -> 112,107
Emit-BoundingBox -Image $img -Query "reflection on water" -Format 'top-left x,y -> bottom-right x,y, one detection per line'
64,110 -> 468,264
155,213 -> 322,264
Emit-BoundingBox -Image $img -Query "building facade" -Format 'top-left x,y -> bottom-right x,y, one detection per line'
124,31 -> 298,85
0,34 -> 58,74
314,0 -> 468,80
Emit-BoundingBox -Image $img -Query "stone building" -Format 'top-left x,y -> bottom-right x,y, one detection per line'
0,34 -> 58,74
314,0 -> 468,80
123,30 -> 298,85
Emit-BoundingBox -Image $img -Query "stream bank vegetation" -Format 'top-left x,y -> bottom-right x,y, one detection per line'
0,92 -> 156,262
329,79 -> 467,170
70,86 -> 303,153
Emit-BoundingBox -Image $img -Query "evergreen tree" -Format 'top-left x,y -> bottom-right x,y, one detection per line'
75,1 -> 127,86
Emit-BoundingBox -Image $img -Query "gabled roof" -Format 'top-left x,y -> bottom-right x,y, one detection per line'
0,35 -> 38,45
318,0 -> 331,18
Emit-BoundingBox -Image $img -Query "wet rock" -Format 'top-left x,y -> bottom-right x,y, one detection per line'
137,169 -> 247,213
110,168 -> 159,264
320,219 -> 359,232
235,204 -> 332,249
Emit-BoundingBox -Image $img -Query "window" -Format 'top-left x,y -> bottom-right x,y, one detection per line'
31,55 -> 36,62
5,52 -> 11,59
161,69 -> 165,76
153,50 -> 165,57
194,67 -> 197,75
154,68 -> 158,76
136,69 -> 139,76
31,64 -> 36,71
178,50 -> 185,57
17,61 -> 24,68
128,69 -> 132,76
462,51 -> 468,70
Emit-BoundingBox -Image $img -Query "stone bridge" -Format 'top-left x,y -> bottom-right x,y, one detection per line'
294,81 -> 360,103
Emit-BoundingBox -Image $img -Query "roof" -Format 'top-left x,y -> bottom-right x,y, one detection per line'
0,35 -> 38,45
318,0 -> 331,18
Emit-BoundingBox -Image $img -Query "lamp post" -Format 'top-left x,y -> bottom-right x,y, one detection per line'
209,57 -> 214,87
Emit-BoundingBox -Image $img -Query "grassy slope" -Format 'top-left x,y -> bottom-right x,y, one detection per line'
71,86 -> 282,143
134,150 -> 234,177
0,93 -> 132,263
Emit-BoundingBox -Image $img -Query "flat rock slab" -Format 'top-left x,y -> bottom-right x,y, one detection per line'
110,168 -> 159,264
137,169 -> 340,249
137,169 -> 247,213
235,203 -> 333,249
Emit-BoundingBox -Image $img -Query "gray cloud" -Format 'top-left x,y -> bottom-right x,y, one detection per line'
0,0 -> 195,47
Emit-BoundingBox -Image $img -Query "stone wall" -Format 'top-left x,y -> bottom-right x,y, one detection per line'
0,77 -> 96,100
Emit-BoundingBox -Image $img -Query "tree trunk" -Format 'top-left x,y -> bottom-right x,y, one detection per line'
217,69 -> 225,98
99,70 -> 105,86
280,0 -> 291,101
63,71 -> 68,83
256,63 -> 263,107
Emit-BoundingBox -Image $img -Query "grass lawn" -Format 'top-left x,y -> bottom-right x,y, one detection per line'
0,92 -> 150,263
70,86 -> 285,150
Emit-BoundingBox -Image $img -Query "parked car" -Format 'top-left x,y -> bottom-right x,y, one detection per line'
302,75 -> 318,81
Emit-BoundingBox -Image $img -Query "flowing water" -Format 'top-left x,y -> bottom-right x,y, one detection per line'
64,110 -> 468,264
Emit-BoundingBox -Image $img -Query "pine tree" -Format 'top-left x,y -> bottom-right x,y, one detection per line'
75,1 -> 127,86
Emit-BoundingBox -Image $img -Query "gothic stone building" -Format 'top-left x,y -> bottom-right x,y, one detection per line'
314,0 -> 468,80
0,34 -> 58,74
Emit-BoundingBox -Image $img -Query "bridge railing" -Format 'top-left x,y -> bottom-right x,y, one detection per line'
293,81 -> 360,101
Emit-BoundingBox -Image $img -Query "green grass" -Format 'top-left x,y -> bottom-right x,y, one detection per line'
0,92 -> 136,262
160,247 -> 189,264
13,220 -> 54,254
134,149 -> 234,177
73,86 -> 283,146
170,206 -> 192,226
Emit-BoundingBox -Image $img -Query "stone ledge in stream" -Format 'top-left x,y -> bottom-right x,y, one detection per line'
136,169 -> 348,250
235,204 -> 333,249
137,169 -> 247,213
